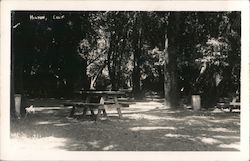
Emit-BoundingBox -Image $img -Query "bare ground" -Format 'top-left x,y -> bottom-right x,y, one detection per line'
10,99 -> 240,151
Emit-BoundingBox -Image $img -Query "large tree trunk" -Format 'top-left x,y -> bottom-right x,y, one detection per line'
132,13 -> 143,99
132,65 -> 141,98
108,49 -> 119,90
107,34 -> 121,91
10,46 -> 16,118
164,12 -> 180,108
11,15 -> 26,118
132,26 -> 142,99
202,70 -> 217,108
164,32 -> 171,107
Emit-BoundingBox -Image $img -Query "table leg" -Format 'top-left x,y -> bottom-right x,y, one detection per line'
82,96 -> 92,118
96,108 -> 102,121
82,107 -> 88,117
114,96 -> 122,118
100,96 -> 108,117
90,107 -> 95,116
102,105 -> 108,117
69,106 -> 76,117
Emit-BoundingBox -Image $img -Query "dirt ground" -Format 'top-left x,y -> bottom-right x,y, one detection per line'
10,98 -> 240,151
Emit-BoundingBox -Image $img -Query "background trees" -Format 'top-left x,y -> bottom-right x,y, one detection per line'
12,11 -> 241,108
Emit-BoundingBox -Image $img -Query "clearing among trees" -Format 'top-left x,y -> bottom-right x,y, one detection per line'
10,98 -> 240,151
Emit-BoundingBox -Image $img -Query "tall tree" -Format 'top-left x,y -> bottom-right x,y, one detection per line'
163,12 -> 180,108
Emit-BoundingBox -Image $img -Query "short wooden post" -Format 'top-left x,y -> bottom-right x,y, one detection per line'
14,94 -> 22,119
114,96 -> 122,118
192,95 -> 201,110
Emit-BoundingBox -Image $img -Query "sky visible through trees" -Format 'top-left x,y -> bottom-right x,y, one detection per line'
11,11 -> 241,108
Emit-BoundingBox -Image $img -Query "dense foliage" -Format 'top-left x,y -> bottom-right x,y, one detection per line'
12,11 -> 240,108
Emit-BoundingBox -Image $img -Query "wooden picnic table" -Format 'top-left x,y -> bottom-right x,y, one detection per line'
216,96 -> 240,112
65,90 -> 126,120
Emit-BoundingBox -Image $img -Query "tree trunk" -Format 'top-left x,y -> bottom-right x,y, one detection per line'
12,21 -> 25,118
108,51 -> 119,90
132,13 -> 143,99
107,34 -> 121,91
132,25 -> 142,99
164,12 -> 180,108
169,44 -> 179,107
10,47 -> 16,118
202,72 -> 217,108
81,59 -> 89,90
90,63 -> 106,90
164,33 -> 171,107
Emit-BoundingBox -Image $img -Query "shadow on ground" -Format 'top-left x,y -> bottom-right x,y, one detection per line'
10,99 -> 240,151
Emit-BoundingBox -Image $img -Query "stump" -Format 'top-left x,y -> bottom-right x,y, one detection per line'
14,94 -> 22,118
192,95 -> 201,110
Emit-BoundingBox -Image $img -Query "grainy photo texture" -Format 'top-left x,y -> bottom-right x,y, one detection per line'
10,11 -> 241,151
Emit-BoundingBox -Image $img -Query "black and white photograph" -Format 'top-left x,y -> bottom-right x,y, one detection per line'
0,1 -> 249,161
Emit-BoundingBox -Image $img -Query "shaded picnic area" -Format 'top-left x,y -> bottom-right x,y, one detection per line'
10,98 -> 240,151
10,11 -> 241,152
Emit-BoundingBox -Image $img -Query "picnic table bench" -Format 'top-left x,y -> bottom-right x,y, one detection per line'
63,90 -> 126,120
216,96 -> 240,112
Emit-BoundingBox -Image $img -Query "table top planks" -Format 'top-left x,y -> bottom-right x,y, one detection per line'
74,90 -> 126,95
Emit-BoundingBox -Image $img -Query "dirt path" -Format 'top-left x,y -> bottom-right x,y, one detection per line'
10,100 -> 240,151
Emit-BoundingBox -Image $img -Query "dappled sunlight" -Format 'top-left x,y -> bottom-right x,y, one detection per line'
202,117 -> 240,125
66,117 -> 83,123
198,137 -> 222,144
124,113 -> 167,120
214,118 -> 239,123
10,98 -> 240,151
79,121 -> 96,125
129,101 -> 163,109
68,143 -> 88,150
130,126 -> 176,131
163,133 -> 201,142
164,133 -> 190,138
207,127 -> 236,133
11,136 -> 68,152
185,115 -> 213,120
34,106 -> 71,111
213,135 -> 239,139
137,101 -> 163,105
35,120 -> 59,125
162,110 -> 181,114
54,123 -> 71,127
161,117 -> 186,122
88,141 -> 101,148
102,144 -> 118,150
122,108 -> 152,113
185,119 -> 208,126
217,142 -> 240,150
207,119 -> 224,123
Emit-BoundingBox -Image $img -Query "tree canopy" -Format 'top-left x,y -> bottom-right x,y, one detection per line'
12,11 -> 241,108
